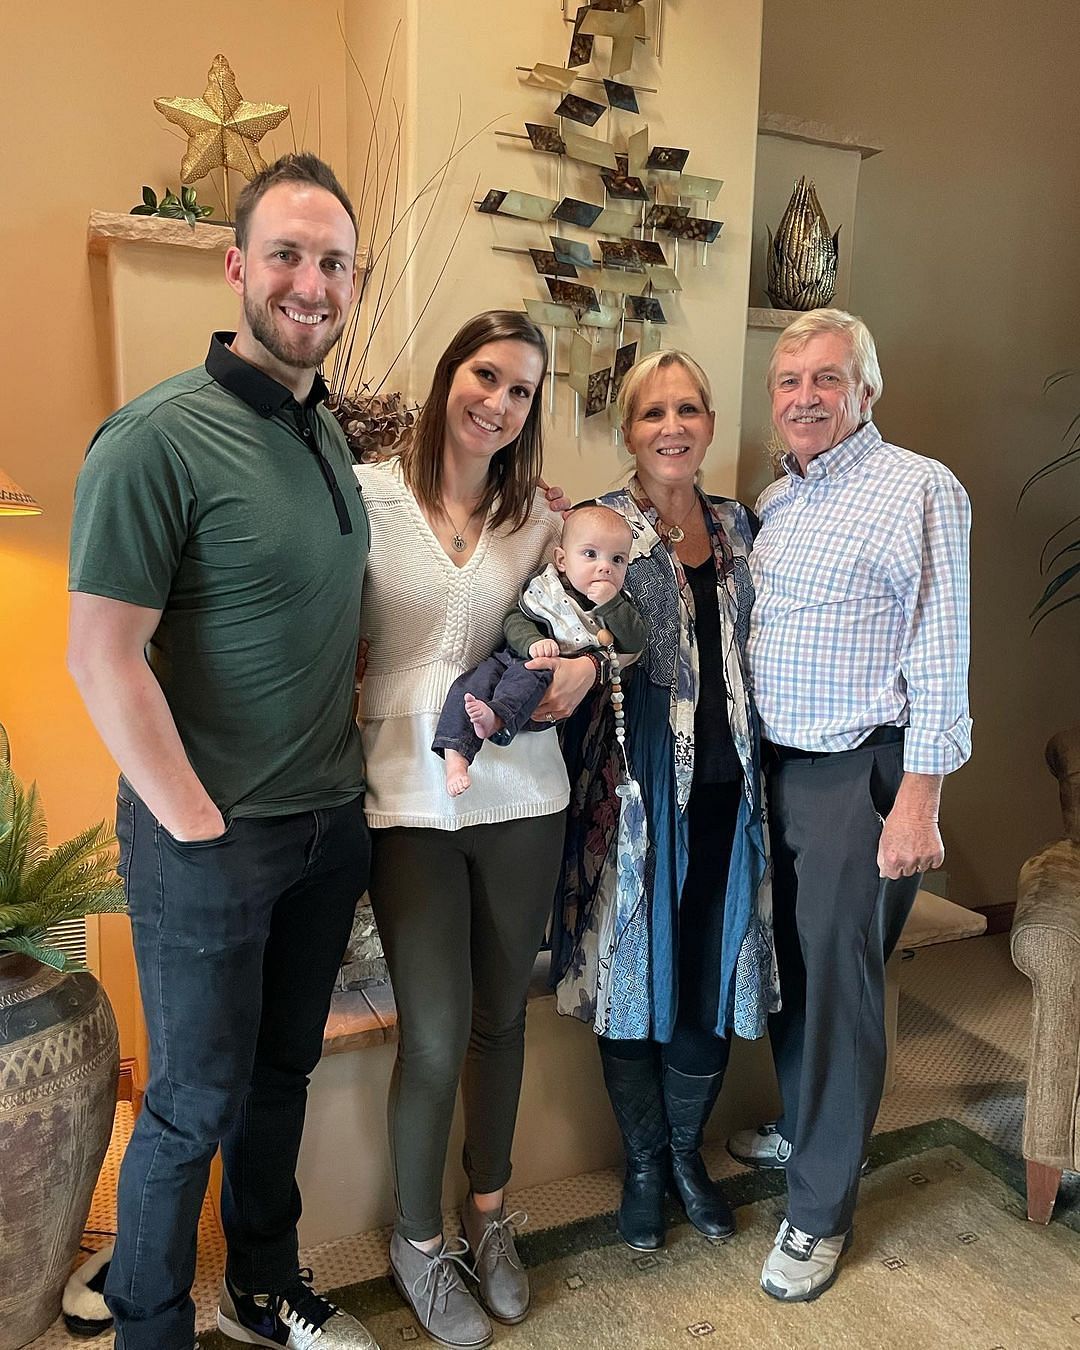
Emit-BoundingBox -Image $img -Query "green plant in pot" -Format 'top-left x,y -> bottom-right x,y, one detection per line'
0,723 -> 123,1350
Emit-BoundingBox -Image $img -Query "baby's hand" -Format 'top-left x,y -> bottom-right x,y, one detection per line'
586,580 -> 618,605
529,638 -> 561,659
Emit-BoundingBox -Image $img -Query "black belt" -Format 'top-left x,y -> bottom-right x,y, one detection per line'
765,725 -> 904,764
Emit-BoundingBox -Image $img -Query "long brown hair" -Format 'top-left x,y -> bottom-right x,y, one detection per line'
400,311 -> 549,533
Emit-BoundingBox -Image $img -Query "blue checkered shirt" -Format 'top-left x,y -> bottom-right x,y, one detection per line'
747,422 -> 972,776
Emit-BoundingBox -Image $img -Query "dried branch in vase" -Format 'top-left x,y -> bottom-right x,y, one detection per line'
327,21 -> 490,460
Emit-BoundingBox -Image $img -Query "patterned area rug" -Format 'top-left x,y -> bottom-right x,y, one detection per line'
200,1119 -> 1080,1350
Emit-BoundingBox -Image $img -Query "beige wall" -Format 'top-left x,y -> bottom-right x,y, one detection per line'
1,0 -> 348,1056
3,0 -> 763,1058
760,0 -> 1080,907
341,0 -> 763,501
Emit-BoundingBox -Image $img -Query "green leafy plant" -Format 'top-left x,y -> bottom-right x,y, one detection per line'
1019,370 -> 1080,629
130,184 -> 214,229
0,723 -> 125,971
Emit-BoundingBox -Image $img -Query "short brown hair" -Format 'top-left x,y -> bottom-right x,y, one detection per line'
400,311 -> 549,534
233,153 -> 357,251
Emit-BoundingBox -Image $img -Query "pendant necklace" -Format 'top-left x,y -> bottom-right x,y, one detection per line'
443,502 -> 475,553
661,497 -> 699,544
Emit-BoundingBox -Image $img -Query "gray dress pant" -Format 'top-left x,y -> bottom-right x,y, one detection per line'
767,738 -> 920,1236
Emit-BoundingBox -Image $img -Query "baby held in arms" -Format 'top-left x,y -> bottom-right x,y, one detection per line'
432,504 -> 646,795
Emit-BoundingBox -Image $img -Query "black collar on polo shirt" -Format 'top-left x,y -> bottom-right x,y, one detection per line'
204,332 -> 353,536
205,332 -> 330,416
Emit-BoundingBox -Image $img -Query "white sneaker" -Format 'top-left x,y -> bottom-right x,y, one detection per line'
759,1220 -> 852,1302
726,1122 -> 792,1169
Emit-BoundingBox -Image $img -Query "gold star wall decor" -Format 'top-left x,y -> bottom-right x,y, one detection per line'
155,54 -> 289,219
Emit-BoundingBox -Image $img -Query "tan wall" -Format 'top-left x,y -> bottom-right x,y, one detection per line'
759,1 -> 1080,907
4,0 -> 762,1059
1,0 -> 348,1057
341,0 -> 764,501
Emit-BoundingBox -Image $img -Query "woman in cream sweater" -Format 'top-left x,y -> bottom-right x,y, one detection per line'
355,311 -> 594,1349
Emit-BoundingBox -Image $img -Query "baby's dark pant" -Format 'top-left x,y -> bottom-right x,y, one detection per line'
432,647 -> 554,765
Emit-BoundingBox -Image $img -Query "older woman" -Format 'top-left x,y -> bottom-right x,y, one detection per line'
356,311 -> 594,1349
553,349 -> 778,1251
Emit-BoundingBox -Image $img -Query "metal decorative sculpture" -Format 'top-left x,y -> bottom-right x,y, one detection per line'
766,176 -> 840,312
480,2 -> 726,427
155,54 -> 290,220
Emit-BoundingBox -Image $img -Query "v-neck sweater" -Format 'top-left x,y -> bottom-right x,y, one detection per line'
355,458 -> 569,829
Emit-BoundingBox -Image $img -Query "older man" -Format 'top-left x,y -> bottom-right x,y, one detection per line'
732,309 -> 971,1301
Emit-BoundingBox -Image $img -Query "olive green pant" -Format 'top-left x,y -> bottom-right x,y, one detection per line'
369,812 -> 565,1241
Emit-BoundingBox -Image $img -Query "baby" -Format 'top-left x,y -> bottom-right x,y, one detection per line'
433,504 -> 646,796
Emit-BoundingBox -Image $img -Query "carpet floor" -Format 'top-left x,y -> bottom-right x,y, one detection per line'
197,1118 -> 1080,1350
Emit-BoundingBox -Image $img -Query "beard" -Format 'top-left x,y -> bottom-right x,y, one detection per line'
244,294 -> 347,372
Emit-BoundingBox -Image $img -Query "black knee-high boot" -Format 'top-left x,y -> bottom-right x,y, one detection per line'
663,1064 -> 735,1237
598,1040 -> 668,1251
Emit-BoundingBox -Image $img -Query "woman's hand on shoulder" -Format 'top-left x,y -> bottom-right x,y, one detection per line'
539,478 -> 572,515
527,654 -> 596,722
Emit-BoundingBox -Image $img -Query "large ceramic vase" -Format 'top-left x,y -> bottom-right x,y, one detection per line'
0,953 -> 119,1350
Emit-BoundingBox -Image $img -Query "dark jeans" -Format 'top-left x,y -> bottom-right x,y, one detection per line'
767,740 -> 920,1235
369,813 -> 564,1241
104,785 -> 370,1350
432,646 -> 554,764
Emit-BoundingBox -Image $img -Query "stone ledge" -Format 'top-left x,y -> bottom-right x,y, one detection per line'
87,210 -> 235,255
87,210 -> 370,269
758,112 -> 883,160
748,306 -> 802,330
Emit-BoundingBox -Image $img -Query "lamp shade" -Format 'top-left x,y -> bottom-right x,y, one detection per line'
0,465 -> 42,516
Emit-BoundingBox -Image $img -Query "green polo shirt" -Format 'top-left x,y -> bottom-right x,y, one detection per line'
69,334 -> 368,817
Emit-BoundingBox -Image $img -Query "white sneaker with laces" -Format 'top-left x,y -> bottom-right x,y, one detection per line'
759,1220 -> 852,1302
726,1122 -> 792,1169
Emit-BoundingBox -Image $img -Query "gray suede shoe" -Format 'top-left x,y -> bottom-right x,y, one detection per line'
388,1233 -> 492,1349
460,1197 -> 531,1325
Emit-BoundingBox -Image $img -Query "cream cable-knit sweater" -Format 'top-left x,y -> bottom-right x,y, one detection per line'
355,459 -> 570,829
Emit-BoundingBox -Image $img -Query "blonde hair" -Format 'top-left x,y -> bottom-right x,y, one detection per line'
616,349 -> 713,425
767,307 -> 883,407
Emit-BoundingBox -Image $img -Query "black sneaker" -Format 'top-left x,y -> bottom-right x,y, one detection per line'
218,1268 -> 376,1350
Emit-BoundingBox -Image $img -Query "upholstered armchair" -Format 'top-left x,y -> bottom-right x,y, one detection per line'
1011,726 -> 1080,1223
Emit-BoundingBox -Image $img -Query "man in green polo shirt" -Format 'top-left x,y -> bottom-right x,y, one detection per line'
68,155 -> 377,1350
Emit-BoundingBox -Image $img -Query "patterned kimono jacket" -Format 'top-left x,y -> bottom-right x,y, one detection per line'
551,483 -> 780,1041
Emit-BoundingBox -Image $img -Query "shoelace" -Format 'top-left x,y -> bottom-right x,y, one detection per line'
410,1237 -> 476,1327
275,1268 -> 340,1334
780,1225 -> 817,1260
472,1209 -> 528,1271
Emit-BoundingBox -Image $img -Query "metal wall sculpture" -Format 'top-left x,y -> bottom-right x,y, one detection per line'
766,176 -> 840,312
475,1 -> 725,431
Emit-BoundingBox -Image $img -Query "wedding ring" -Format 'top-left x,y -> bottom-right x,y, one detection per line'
546,714 -> 556,723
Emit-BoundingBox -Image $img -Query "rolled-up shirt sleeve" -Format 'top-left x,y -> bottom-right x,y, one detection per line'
896,472 -> 972,775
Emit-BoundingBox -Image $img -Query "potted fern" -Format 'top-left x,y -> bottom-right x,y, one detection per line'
0,723 -> 123,1350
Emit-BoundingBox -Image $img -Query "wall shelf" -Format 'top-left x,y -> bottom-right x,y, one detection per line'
758,111 -> 883,160
748,306 -> 801,330
87,210 -> 235,255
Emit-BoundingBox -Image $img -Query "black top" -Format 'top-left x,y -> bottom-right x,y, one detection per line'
685,558 -> 742,784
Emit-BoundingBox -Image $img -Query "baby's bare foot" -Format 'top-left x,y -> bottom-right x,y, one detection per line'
464,693 -> 504,741
444,749 -> 472,796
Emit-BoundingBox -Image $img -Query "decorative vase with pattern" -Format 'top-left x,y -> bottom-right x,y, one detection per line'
0,954 -> 119,1350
